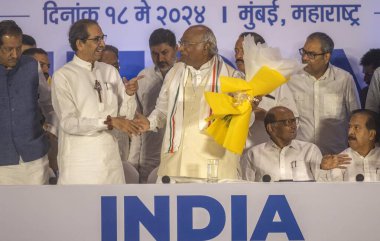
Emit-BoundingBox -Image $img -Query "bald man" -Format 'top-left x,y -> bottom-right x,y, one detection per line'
241,106 -> 322,182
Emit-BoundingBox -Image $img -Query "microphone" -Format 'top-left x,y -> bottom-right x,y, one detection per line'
262,174 -> 271,182
356,174 -> 364,182
161,175 -> 171,184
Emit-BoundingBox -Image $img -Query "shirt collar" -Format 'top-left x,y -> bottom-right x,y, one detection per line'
266,139 -> 297,150
302,63 -> 333,81
73,55 -> 96,71
186,55 -> 215,73
350,146 -> 377,159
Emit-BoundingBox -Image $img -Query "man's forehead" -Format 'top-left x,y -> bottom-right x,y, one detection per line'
273,108 -> 293,118
350,114 -> 368,124
87,24 -> 103,36
34,53 -> 49,62
151,43 -> 174,52
181,28 -> 204,41
304,38 -> 322,51
1,34 -> 22,45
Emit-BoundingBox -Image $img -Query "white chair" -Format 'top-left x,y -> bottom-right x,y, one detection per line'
147,167 -> 159,184
123,161 -> 139,184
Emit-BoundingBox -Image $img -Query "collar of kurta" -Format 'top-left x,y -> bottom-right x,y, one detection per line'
266,139 -> 298,151
349,146 -> 378,159
302,63 -> 333,81
73,55 -> 96,71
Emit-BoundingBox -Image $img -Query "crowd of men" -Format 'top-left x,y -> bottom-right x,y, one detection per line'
1,19 -> 380,185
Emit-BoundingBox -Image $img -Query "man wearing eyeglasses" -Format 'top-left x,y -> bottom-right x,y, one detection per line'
241,106 -> 322,182
234,32 -> 299,150
51,19 -> 138,184
288,32 -> 360,155
133,25 -> 248,182
0,20 -> 49,184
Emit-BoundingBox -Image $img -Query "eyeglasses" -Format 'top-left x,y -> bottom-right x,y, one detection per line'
270,117 -> 299,127
298,48 -> 326,60
178,40 -> 205,47
85,34 -> 107,44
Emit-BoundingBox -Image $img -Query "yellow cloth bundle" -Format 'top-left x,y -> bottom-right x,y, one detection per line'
204,66 -> 287,155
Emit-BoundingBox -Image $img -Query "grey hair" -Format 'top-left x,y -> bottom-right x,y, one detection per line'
195,25 -> 218,56
307,32 -> 334,53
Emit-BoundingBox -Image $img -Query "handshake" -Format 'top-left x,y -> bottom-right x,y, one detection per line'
104,113 -> 149,137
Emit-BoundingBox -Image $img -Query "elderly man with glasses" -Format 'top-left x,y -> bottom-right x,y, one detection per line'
132,25 -> 250,183
241,106 -> 322,182
287,32 -> 360,155
51,19 -> 138,184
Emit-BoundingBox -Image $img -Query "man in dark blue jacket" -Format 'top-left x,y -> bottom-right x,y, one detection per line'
0,20 -> 49,184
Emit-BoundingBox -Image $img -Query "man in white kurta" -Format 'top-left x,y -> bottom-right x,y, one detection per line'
322,110 -> 380,182
365,67 -> 380,113
51,20 -> 137,184
241,107 -> 322,182
135,25 -> 247,182
330,147 -> 380,182
288,32 -> 360,155
128,28 -> 177,183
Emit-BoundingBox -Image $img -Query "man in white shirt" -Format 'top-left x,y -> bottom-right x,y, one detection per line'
132,25 -> 251,182
321,109 -> 380,182
365,67 -> 380,113
234,32 -> 299,150
288,32 -> 360,155
51,19 -> 138,184
128,28 -> 177,183
241,106 -> 322,182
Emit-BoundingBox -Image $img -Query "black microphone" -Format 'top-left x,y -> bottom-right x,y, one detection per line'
262,174 -> 271,182
356,174 -> 364,182
162,175 -> 171,184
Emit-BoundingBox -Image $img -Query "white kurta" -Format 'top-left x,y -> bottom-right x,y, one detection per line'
128,66 -> 165,183
365,67 -> 380,113
51,55 -> 136,184
329,147 -> 380,182
288,64 -> 360,155
148,56 -> 243,180
241,139 -> 322,182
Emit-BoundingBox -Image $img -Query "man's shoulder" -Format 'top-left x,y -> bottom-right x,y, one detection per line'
19,55 -> 38,69
330,64 -> 353,80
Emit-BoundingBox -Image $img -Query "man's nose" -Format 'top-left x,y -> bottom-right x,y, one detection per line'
10,48 -> 18,58
235,49 -> 243,60
158,54 -> 165,62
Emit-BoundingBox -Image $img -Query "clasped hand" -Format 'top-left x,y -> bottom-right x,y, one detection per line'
104,113 -> 150,137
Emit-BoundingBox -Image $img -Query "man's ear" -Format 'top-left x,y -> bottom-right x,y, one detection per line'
369,129 -> 376,141
76,39 -> 84,51
324,52 -> 331,64
203,42 -> 210,54
266,123 -> 273,135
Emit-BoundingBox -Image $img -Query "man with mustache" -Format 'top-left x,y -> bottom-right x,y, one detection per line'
234,32 -> 299,150
51,19 -> 138,184
322,109 -> 380,181
241,106 -> 322,182
128,28 -> 178,183
288,32 -> 360,155
0,20 -> 49,184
